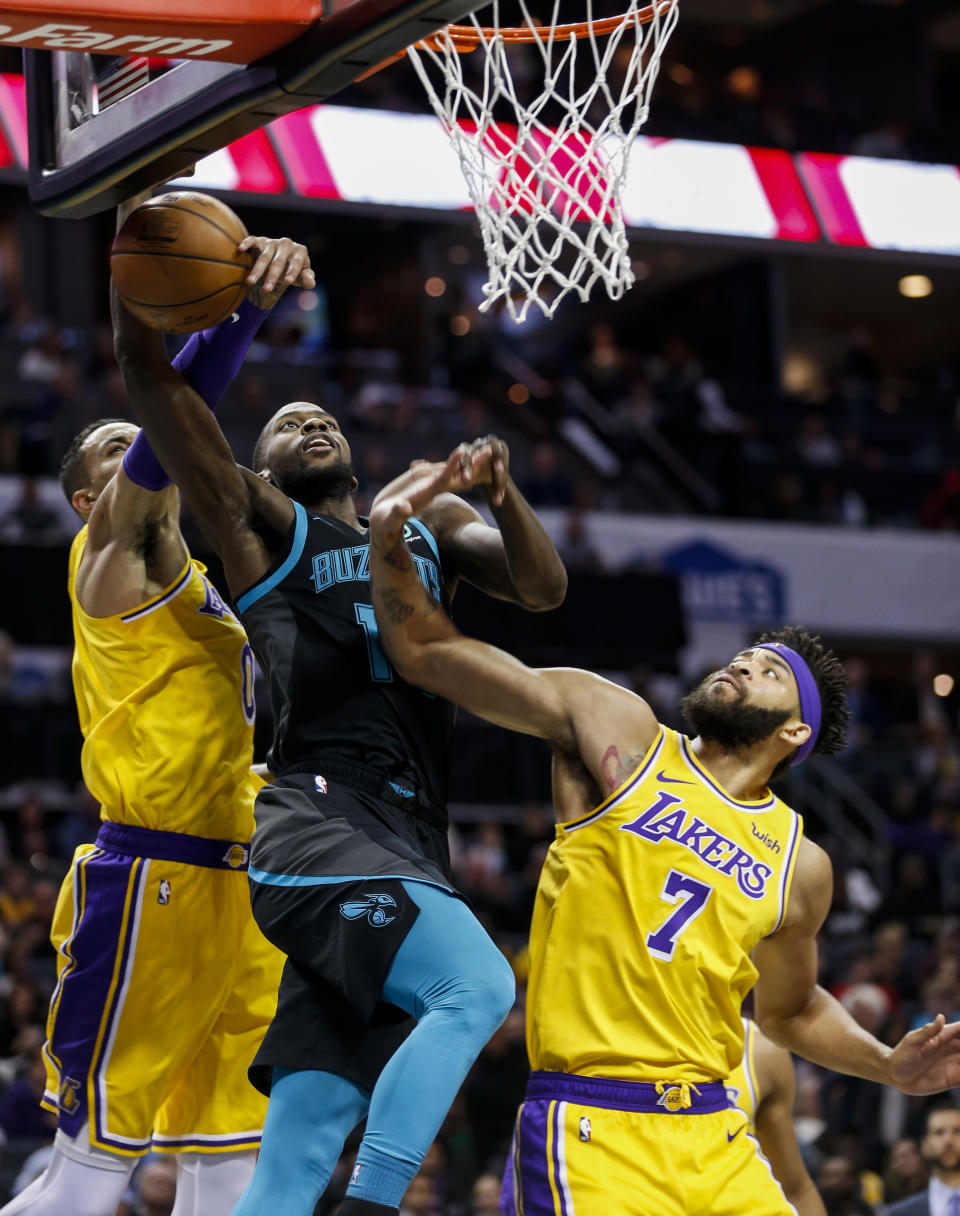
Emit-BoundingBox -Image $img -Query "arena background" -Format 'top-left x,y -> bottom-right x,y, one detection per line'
0,0 -> 958,1211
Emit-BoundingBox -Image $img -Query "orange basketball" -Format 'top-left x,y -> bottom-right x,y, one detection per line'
111,192 -> 253,334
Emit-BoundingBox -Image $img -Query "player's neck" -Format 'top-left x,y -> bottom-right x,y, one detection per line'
305,495 -> 364,531
935,1166 -> 960,1189
689,737 -> 776,801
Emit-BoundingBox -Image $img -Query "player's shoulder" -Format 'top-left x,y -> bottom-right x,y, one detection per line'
779,835 -> 833,931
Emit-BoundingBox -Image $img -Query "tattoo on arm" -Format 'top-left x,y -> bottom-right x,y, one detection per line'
382,541 -> 414,572
601,745 -> 648,792
379,588 -> 415,623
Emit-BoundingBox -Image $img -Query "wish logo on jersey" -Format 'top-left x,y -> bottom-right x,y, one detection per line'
621,790 -> 774,898
339,893 -> 397,927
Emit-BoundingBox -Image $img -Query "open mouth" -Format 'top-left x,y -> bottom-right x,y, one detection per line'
712,673 -> 741,692
301,437 -> 334,455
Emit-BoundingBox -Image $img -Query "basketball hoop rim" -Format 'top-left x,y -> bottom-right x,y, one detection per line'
428,0 -> 674,48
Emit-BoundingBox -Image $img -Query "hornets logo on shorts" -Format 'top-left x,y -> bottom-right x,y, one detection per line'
339,893 -> 397,927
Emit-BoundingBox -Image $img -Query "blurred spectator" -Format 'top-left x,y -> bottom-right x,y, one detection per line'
399,1171 -> 438,1216
0,862 -> 36,928
882,1137 -> 928,1205
556,508 -> 604,573
0,479 -> 68,545
519,442 -> 573,508
922,471 -> 960,531
469,1173 -> 502,1216
816,1154 -> 876,1216
120,1157 -> 178,1216
887,1103 -> 960,1216
0,1038 -> 56,1141
798,414 -> 841,468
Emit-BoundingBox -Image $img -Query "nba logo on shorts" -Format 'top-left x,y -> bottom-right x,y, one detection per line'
315,775 -> 328,794
579,1116 -> 591,1142
158,879 -> 171,905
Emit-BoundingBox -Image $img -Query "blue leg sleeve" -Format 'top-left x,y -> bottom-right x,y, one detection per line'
230,1068 -> 369,1216
346,881 -> 515,1209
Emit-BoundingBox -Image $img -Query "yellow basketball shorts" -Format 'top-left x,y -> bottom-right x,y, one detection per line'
41,823 -> 284,1157
500,1072 -> 796,1216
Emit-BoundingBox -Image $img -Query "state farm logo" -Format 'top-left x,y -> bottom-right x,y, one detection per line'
0,21 -> 232,58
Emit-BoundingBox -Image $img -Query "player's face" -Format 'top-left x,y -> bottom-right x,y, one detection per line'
264,403 -> 353,470
262,402 -> 357,503
679,647 -> 804,754
923,1110 -> 960,1172
81,423 -> 139,497
708,648 -> 801,718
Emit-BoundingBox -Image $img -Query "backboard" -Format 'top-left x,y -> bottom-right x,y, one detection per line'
20,0 -> 481,216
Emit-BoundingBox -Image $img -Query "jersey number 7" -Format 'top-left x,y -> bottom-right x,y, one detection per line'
646,869 -> 713,961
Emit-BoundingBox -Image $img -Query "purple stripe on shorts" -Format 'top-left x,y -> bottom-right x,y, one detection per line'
551,1102 -> 568,1216
152,1133 -> 263,1150
47,850 -> 137,1138
499,1126 -> 518,1216
94,859 -> 147,1151
515,1098 -> 556,1216
526,1071 -> 731,1114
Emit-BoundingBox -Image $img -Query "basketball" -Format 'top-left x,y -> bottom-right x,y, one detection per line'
111,192 -> 253,334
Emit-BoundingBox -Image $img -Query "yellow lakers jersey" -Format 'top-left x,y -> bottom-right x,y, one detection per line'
726,1016 -> 759,1127
527,727 -> 803,1082
68,527 -> 258,840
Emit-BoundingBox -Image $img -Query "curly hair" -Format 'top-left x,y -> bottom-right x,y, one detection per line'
59,418 -> 129,505
755,625 -> 851,774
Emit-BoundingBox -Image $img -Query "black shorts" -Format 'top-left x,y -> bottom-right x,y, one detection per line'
247,769 -> 458,1096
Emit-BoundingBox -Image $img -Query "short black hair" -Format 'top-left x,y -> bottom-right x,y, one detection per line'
755,625 -> 851,777
59,418 -> 129,504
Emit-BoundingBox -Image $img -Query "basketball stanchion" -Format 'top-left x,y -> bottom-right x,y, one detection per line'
404,0 -> 679,321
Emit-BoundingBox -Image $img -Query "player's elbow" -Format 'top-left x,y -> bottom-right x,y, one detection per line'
522,567 -> 568,611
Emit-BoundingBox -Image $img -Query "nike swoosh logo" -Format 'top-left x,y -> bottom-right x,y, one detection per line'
727,1127 -> 744,1143
657,770 -> 695,785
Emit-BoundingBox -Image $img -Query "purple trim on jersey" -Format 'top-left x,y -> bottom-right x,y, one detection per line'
770,812 -> 802,934
93,858 -> 149,1152
46,850 -> 138,1139
526,1071 -> 731,1114
96,822 -> 251,871
564,729 -> 666,834
120,563 -> 193,622
753,642 -> 822,766
678,735 -> 777,811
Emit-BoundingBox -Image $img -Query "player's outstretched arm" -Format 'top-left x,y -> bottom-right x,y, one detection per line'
751,1028 -> 827,1216
420,436 -> 567,610
754,838 -> 960,1094
369,449 -> 658,778
112,284 -> 292,593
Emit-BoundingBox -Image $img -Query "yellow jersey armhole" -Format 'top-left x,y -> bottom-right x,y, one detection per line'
560,725 -> 666,833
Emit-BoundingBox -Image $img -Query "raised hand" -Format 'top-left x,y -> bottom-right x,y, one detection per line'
457,434 -> 510,506
888,1015 -> 960,1095
370,446 -> 493,550
239,236 -> 316,309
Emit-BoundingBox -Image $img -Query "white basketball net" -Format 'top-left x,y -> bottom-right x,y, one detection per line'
407,0 -> 679,322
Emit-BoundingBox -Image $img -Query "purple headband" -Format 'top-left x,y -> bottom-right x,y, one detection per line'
754,642 -> 821,766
